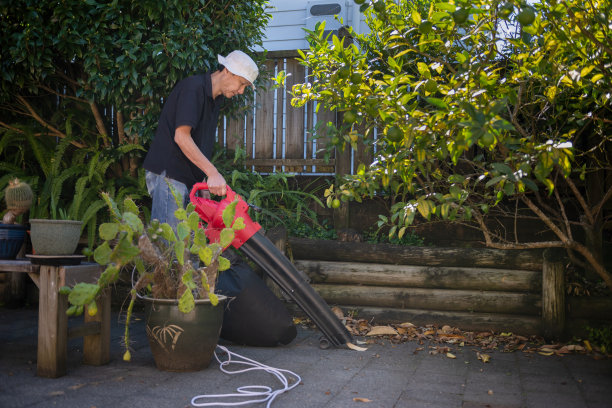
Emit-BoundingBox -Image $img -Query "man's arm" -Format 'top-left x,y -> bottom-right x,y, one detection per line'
174,125 -> 227,196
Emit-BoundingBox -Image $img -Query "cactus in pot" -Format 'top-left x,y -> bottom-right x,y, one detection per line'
3,178 -> 33,224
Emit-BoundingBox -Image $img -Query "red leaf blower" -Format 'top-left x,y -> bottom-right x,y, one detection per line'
190,182 -> 353,349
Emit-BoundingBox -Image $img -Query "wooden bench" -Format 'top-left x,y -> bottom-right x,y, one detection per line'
0,260 -> 110,378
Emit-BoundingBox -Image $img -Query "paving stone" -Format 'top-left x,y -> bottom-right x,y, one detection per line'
1,306 -> 611,408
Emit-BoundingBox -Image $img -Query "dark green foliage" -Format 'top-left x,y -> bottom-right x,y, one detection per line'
586,325 -> 612,355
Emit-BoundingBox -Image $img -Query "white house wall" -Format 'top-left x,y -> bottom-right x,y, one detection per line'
255,0 -> 369,53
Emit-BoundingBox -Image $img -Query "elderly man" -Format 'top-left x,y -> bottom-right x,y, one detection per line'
143,50 -> 258,228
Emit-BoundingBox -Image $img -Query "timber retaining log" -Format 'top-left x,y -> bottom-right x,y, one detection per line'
295,260 -> 541,292
311,284 -> 541,315
288,238 -> 544,271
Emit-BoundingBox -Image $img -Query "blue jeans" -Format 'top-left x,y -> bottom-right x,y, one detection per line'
145,170 -> 189,231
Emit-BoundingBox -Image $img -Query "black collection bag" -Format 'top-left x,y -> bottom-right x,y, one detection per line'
216,260 -> 297,347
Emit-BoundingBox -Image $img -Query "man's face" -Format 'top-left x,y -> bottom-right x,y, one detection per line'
223,71 -> 252,98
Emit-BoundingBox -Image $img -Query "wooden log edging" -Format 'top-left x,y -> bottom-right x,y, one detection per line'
288,238 -> 544,271
295,260 -> 541,292
311,284 -> 541,316
343,306 -> 542,335
542,248 -> 566,339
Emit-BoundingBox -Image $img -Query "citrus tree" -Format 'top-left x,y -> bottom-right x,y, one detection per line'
0,0 -> 269,180
291,0 -> 612,289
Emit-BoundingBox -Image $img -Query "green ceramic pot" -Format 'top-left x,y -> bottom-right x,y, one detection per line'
143,295 -> 226,372
29,219 -> 83,255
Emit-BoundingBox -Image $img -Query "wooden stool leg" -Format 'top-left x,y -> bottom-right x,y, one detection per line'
83,289 -> 111,365
37,265 -> 67,378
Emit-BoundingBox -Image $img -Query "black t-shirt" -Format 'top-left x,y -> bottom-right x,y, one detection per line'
143,73 -> 223,188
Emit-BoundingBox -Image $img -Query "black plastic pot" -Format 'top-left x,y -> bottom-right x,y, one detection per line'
143,295 -> 226,372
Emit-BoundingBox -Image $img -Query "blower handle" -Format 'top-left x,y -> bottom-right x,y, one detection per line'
189,182 -> 237,203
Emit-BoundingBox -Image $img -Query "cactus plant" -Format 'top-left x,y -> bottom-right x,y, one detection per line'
5,178 -> 33,213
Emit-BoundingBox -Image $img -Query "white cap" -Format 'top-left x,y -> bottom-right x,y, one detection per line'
218,50 -> 259,88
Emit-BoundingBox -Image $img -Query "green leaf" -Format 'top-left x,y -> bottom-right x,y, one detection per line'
181,269 -> 196,290
110,235 -> 140,265
233,217 -> 246,231
417,199 -> 432,219
491,163 -> 513,175
222,200 -> 238,228
174,208 -> 187,221
417,62 -> 430,78
123,198 -> 139,215
176,221 -> 190,241
175,240 -> 185,265
160,224 -> 177,242
68,282 -> 99,306
93,241 -> 112,265
99,223 -> 119,241
425,97 -> 448,109
98,265 -> 119,286
218,256 -> 230,271
219,228 -> 235,248
208,292 -> 219,306
178,289 -> 195,313
122,212 -> 143,233
188,211 -> 200,231
199,246 -> 213,266
194,228 -> 207,246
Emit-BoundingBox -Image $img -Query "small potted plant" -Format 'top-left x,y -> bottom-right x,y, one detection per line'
27,175 -> 107,257
65,186 -> 245,371
1,178 -> 33,259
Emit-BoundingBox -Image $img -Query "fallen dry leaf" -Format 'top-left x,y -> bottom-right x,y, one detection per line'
399,322 -> 415,328
68,384 -> 85,390
353,397 -> 372,403
446,352 -> 457,359
538,351 -> 554,356
347,342 -> 368,352
488,390 -> 494,395
366,326 -> 398,336
49,391 -> 65,396
332,306 -> 344,320
477,352 -> 491,363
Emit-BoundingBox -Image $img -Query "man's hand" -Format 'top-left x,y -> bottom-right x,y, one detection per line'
206,171 -> 227,196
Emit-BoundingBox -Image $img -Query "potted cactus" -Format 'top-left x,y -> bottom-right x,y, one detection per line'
1,178 -> 32,259
65,185 -> 245,371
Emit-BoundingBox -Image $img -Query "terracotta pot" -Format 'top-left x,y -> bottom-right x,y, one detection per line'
143,295 -> 226,372
29,219 -> 83,255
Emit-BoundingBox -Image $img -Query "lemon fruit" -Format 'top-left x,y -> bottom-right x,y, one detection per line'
337,66 -> 350,79
481,132 -> 495,146
452,8 -> 469,24
343,111 -> 357,123
418,21 -> 433,34
517,7 -> 535,26
331,198 -> 341,209
424,79 -> 438,93
499,2 -> 513,19
386,125 -> 403,143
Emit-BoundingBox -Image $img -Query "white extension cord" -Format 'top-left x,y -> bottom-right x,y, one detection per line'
191,345 -> 302,408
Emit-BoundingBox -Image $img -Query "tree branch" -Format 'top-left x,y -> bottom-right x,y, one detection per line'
564,176 -> 594,224
14,95 -> 85,148
521,194 -> 570,244
592,185 -> 612,222
89,101 -> 111,147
